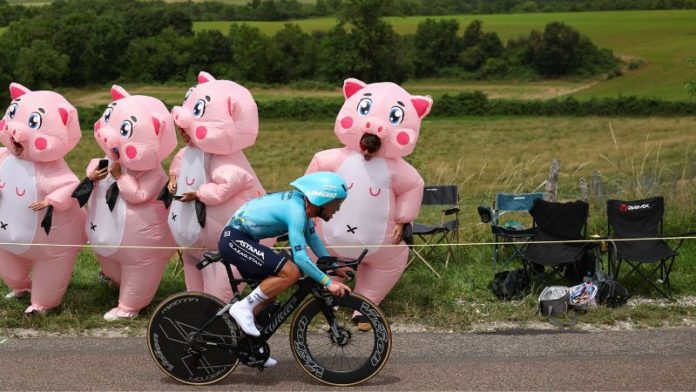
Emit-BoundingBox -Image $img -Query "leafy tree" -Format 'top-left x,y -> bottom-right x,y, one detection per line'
686,57 -> 696,98
529,22 -> 582,76
82,12 -> 130,84
228,23 -> 272,82
123,28 -> 193,83
462,19 -> 484,49
266,24 -> 318,83
459,46 -> 486,72
336,0 -> 408,82
413,18 -> 461,77
14,40 -> 69,89
316,23 -> 357,83
188,29 -> 233,78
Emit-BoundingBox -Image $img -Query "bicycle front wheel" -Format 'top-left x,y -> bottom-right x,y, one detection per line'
290,293 -> 392,386
147,292 -> 240,385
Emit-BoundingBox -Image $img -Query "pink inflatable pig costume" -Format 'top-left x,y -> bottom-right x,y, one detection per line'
86,85 -> 176,320
168,71 -> 269,302
0,83 -> 85,315
306,78 -> 432,307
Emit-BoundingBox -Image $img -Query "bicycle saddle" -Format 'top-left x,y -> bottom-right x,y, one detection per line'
196,251 -> 223,270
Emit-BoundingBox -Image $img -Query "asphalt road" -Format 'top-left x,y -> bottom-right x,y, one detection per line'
1,328 -> 695,390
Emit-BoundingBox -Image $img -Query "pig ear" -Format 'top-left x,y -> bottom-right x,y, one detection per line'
152,114 -> 166,136
410,95 -> 433,119
10,83 -> 30,100
198,71 -> 216,84
227,97 -> 239,120
343,78 -> 367,99
111,85 -> 130,101
59,108 -> 69,126
58,107 -> 75,127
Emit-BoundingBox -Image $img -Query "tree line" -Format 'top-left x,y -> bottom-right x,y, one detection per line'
2,0 -> 696,26
0,0 -> 618,103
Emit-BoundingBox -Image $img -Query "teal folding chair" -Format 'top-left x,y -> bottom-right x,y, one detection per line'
478,192 -> 543,270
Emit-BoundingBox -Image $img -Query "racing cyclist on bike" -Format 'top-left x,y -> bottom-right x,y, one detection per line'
220,172 -> 352,367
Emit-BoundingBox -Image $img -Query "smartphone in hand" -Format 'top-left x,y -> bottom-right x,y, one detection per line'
97,159 -> 109,171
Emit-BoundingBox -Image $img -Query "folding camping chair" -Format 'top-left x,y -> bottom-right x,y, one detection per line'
478,192 -> 544,270
522,199 -> 595,286
407,185 -> 460,275
606,197 -> 691,300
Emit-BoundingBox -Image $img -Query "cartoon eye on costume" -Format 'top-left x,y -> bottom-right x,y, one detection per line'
357,98 -> 372,116
192,99 -> 206,118
184,88 -> 193,103
103,107 -> 113,123
7,103 -> 18,119
388,106 -> 404,125
28,112 -> 42,129
119,120 -> 133,138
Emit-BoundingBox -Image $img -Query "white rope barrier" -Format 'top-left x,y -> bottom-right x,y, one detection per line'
2,235 -> 696,251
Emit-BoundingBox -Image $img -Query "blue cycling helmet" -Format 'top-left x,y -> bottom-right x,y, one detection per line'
290,172 -> 348,207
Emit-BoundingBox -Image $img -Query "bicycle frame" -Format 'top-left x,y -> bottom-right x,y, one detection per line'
190,259 -> 336,346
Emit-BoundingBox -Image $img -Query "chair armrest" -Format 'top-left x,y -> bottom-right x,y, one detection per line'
443,207 -> 460,215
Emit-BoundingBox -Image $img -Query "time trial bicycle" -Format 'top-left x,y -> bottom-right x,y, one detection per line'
147,249 -> 392,386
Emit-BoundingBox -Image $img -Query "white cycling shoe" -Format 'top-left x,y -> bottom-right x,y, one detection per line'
263,357 -> 277,368
229,302 -> 261,337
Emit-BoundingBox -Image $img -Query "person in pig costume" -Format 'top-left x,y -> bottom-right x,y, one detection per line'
79,85 -> 176,321
0,83 -> 85,315
306,78 -> 432,328
166,71 -> 268,302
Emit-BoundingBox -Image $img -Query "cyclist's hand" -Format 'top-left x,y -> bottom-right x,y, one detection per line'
327,281 -> 351,297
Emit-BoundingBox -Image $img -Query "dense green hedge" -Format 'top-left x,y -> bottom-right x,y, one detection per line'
434,92 -> 696,117
74,93 -> 696,130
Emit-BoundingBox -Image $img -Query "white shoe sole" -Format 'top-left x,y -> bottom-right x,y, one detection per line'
263,357 -> 277,368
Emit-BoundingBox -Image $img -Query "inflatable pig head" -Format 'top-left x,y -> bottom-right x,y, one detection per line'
334,78 -> 433,158
0,83 -> 81,162
171,71 -> 258,155
93,86 -> 176,171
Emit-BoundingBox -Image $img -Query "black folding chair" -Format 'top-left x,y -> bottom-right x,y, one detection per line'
407,185 -> 460,275
606,197 -> 691,300
522,199 -> 595,286
478,192 -> 543,270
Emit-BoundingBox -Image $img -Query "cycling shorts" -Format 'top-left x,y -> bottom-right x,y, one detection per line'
218,227 -> 288,280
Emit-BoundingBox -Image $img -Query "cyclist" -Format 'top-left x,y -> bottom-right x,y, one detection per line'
219,172 -> 352,367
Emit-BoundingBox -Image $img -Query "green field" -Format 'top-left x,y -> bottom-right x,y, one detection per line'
195,10 -> 696,100
2,7 -> 696,331
3,115 -> 696,331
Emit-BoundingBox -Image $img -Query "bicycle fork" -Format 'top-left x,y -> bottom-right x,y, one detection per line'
316,290 -> 350,345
